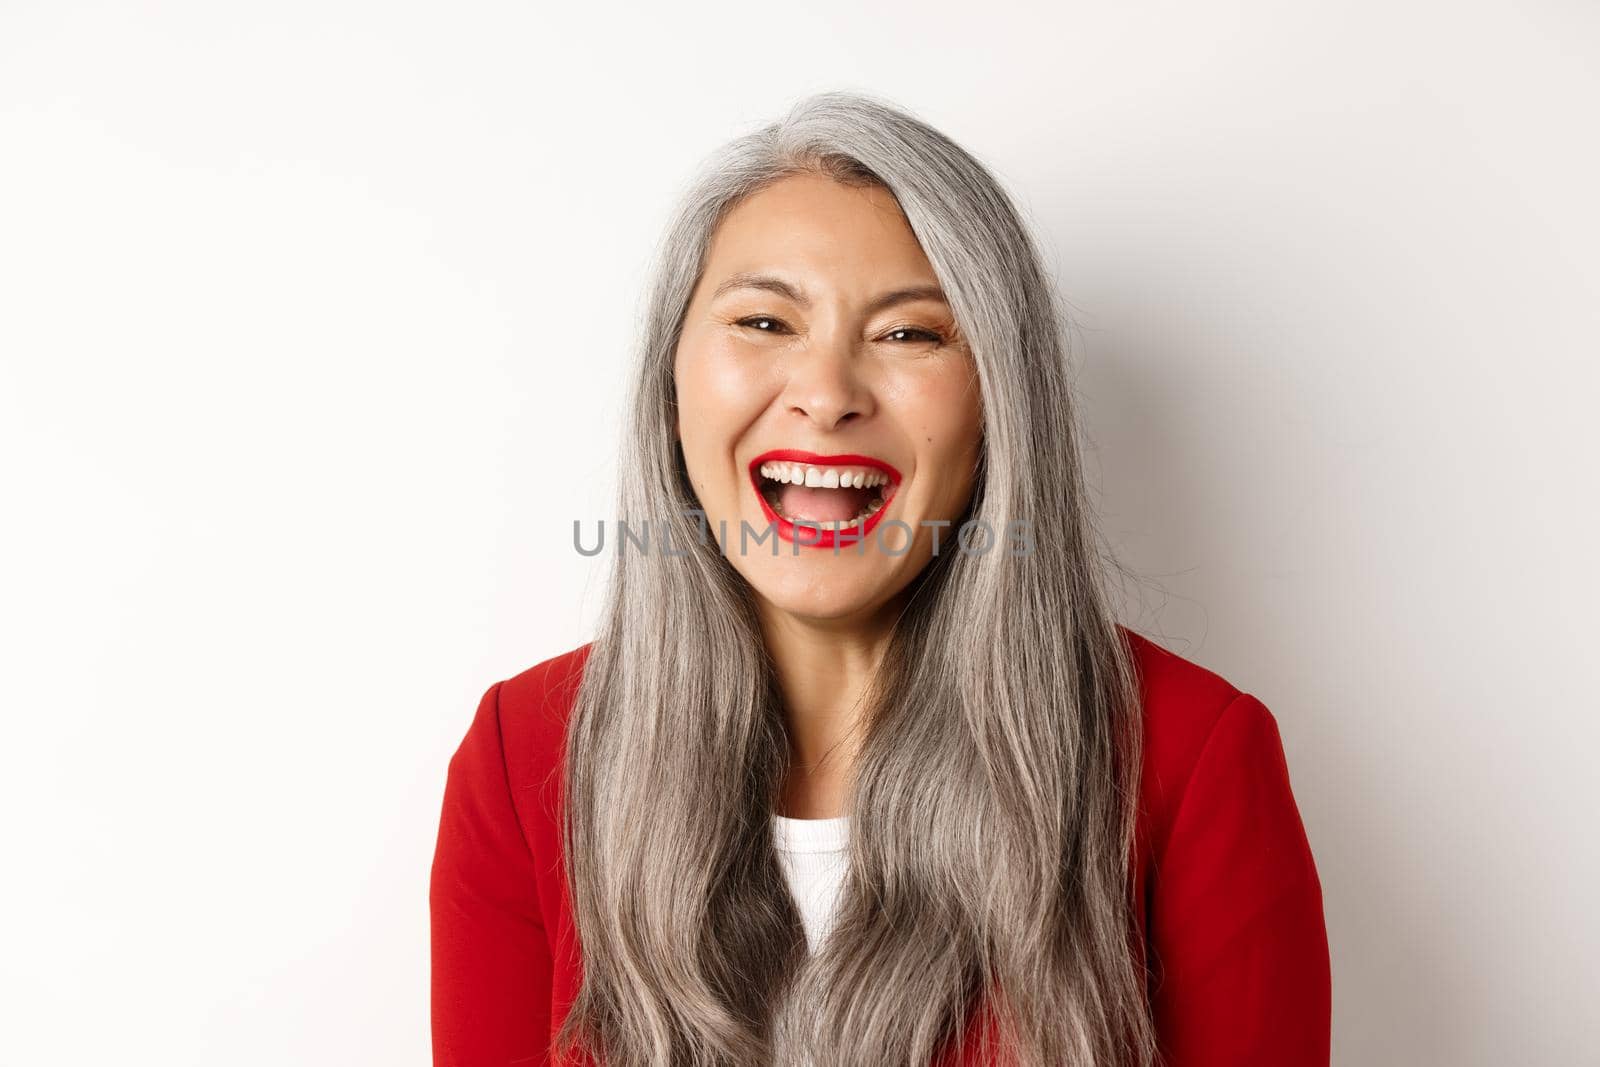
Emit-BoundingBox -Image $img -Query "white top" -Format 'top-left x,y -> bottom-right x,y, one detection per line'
771,813 -> 851,953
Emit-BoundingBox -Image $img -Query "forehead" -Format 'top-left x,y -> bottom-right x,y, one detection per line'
700,172 -> 937,287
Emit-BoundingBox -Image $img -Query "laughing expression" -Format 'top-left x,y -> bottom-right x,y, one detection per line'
672,171 -> 984,623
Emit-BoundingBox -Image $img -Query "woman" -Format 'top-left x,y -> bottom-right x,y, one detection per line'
431,91 -> 1330,1067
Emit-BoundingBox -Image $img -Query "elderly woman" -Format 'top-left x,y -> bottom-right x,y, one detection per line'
430,91 -> 1330,1067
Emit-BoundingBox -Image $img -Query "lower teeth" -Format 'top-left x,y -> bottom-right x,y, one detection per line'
773,497 -> 884,530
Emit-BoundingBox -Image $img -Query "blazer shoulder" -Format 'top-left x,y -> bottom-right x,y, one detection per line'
492,641 -> 595,804
499,641 -> 594,727
1122,626 -> 1244,727
1119,626 -> 1256,850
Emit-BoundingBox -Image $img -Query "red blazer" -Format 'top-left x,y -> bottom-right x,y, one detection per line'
430,628 -> 1330,1065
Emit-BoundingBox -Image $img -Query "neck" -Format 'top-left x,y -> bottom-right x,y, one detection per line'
755,593 -> 905,819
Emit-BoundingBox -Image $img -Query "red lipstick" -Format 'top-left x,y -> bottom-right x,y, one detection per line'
747,449 -> 903,550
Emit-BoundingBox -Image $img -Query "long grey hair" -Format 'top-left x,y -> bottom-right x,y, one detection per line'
556,90 -> 1156,1067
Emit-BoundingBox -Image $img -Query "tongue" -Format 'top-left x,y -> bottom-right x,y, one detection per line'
777,484 -> 875,522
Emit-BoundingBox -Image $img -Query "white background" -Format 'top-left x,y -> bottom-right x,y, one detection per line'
2,2 -> 1595,1064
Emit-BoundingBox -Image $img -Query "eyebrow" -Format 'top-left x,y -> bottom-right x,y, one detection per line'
710,272 -> 949,317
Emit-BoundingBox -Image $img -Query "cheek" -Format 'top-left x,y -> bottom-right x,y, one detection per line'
673,339 -> 773,486
896,361 -> 984,466
676,338 -> 770,424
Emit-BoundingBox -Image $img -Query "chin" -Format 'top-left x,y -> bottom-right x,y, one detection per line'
739,560 -> 898,624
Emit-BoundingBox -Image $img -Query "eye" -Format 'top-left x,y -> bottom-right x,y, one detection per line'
880,325 -> 946,345
734,315 -> 793,335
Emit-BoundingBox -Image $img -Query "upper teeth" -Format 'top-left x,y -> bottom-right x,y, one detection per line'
757,463 -> 891,489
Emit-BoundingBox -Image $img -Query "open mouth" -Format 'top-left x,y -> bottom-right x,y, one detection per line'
748,450 -> 902,545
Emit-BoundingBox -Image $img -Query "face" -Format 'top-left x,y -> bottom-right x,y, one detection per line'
672,171 -> 984,625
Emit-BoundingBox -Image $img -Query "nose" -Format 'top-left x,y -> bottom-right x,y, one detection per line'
779,338 -> 875,432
